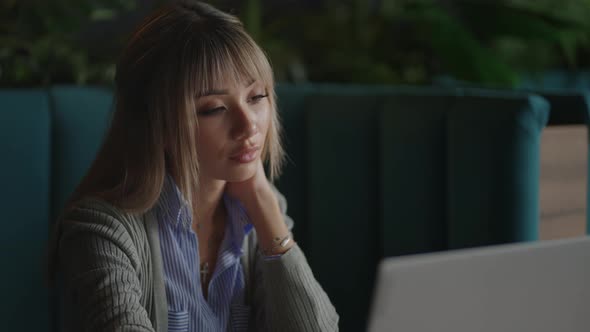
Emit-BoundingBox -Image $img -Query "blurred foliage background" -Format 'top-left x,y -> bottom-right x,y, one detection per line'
2,0 -> 590,87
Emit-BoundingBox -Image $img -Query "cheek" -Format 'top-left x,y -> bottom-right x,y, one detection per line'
196,126 -> 226,161
258,108 -> 272,138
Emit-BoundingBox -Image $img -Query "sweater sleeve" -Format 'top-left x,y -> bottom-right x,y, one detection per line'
57,203 -> 155,332
250,191 -> 339,331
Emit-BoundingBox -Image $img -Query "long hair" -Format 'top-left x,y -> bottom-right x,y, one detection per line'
69,0 -> 284,213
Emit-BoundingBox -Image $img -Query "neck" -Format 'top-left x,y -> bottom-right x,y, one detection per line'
193,177 -> 226,229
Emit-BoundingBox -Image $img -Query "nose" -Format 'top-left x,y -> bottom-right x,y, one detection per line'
230,104 -> 258,141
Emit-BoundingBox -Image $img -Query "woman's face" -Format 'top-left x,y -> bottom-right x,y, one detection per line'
194,79 -> 271,183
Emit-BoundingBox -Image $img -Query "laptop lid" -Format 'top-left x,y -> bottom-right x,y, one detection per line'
368,236 -> 590,332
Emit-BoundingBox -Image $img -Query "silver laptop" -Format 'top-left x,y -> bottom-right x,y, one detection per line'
368,236 -> 590,332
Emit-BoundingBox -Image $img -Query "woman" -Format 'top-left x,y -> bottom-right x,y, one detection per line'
50,1 -> 338,331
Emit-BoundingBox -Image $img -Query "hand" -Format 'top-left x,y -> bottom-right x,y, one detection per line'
225,161 -> 273,209
225,161 -> 293,254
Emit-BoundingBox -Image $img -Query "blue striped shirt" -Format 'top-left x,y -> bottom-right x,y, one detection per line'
155,176 -> 253,332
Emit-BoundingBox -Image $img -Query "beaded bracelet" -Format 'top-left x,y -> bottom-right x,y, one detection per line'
261,232 -> 293,256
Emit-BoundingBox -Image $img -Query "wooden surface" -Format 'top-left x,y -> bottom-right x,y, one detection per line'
539,125 -> 587,239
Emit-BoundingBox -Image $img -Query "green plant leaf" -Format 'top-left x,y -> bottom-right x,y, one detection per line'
91,8 -> 117,21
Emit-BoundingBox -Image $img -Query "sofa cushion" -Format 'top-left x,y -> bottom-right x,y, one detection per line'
49,86 -> 113,220
447,91 -> 549,247
0,89 -> 51,331
380,94 -> 454,257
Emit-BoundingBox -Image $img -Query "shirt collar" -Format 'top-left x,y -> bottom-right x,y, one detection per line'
155,174 -> 254,254
222,193 -> 254,255
155,174 -> 191,229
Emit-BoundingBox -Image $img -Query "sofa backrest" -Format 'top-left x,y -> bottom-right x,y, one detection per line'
49,86 -> 114,221
0,85 -> 551,332
279,85 -> 549,331
0,89 -> 52,332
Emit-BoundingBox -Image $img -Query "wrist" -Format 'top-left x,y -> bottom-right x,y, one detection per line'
260,232 -> 295,256
239,182 -> 276,211
242,190 -> 291,252
230,182 -> 292,254
248,199 -> 285,236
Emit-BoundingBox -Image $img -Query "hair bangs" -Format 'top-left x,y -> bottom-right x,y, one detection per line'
188,27 -> 275,100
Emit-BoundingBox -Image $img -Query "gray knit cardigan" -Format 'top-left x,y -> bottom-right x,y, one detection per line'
54,193 -> 339,332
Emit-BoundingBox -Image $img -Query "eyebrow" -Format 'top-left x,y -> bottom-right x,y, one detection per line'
198,79 -> 257,97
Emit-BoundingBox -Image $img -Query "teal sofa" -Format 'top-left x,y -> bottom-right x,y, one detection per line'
278,85 -> 549,331
0,89 -> 52,331
0,85 -> 550,332
437,74 -> 590,233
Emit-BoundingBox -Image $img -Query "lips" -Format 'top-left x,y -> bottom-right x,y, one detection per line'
230,145 -> 260,163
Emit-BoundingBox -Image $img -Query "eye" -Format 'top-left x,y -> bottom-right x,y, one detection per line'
198,106 -> 226,116
249,94 -> 268,104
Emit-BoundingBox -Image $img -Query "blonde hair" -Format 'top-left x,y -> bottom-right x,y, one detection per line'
70,0 -> 284,213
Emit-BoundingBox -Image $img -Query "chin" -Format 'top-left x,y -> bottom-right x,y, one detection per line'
219,164 -> 258,182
